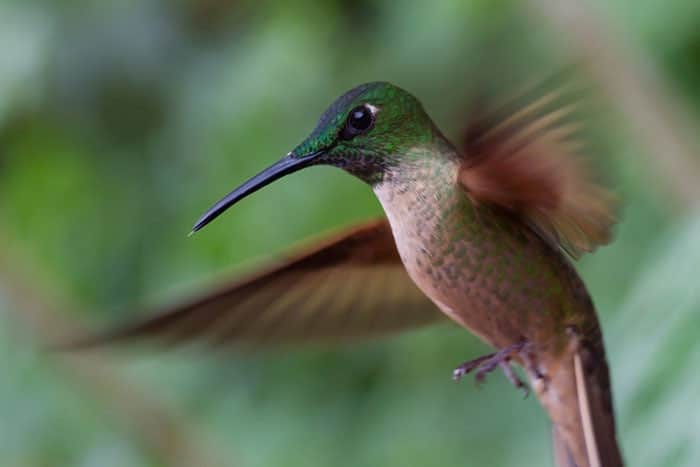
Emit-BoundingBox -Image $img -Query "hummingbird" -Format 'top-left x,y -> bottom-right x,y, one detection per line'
71,81 -> 623,467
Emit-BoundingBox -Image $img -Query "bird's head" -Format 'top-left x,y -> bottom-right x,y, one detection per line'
191,82 -> 441,233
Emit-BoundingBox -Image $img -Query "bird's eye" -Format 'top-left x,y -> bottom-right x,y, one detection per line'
341,105 -> 375,139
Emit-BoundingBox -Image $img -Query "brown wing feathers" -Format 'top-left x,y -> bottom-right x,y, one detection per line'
64,219 -> 442,349
459,85 -> 617,259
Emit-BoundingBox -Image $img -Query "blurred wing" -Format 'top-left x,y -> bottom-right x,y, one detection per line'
66,219 -> 443,348
458,85 -> 617,259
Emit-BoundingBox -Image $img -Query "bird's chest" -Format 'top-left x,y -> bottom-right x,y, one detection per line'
374,180 -> 559,347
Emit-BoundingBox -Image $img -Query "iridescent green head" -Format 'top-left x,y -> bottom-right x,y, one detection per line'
191,82 -> 440,233
293,82 -> 437,180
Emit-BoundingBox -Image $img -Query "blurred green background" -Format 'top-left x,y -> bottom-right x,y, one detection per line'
1,1 -> 700,466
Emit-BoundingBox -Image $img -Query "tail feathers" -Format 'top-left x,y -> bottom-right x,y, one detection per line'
572,348 -> 624,467
540,338 -> 624,467
552,426 -> 578,467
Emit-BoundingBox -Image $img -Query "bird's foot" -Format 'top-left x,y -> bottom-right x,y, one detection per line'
452,341 -> 542,397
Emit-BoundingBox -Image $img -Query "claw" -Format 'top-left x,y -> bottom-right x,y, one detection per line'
498,361 -> 529,397
452,341 -> 540,396
452,354 -> 491,381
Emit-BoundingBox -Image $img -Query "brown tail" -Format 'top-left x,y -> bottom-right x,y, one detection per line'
537,329 -> 624,467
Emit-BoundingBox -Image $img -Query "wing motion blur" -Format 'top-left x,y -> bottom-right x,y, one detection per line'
65,219 -> 443,349
458,84 -> 617,259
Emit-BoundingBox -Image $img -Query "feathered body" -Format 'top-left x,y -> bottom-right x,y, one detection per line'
374,145 -> 587,347
374,142 -> 618,467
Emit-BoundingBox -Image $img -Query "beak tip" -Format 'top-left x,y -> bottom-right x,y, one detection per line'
189,217 -> 208,236
189,219 -> 206,236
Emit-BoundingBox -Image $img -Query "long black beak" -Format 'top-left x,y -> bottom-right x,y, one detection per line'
190,150 -> 323,234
